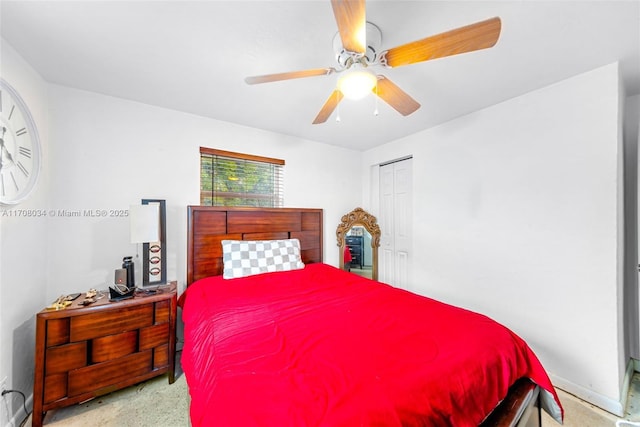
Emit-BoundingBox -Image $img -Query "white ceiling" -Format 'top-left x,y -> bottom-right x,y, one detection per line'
2,0 -> 639,151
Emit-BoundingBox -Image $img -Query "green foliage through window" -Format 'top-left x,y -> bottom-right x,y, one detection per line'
200,148 -> 284,207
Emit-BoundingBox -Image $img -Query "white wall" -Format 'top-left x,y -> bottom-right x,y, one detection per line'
45,85 -> 362,298
625,93 -> 640,363
362,63 -> 626,414
0,40 -> 50,425
0,39 -> 363,425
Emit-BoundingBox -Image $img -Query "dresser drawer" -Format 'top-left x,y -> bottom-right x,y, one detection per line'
45,342 -> 87,375
67,351 -> 153,396
44,374 -> 67,404
155,300 -> 170,323
70,304 -> 153,342
153,344 -> 169,369
46,318 -> 70,347
91,330 -> 138,363
140,323 -> 169,351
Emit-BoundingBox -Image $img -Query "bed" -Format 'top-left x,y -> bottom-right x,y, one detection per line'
183,206 -> 563,426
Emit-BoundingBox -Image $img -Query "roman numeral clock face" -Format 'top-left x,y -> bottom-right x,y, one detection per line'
0,79 -> 41,205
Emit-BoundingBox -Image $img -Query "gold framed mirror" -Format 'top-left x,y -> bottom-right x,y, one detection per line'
336,207 -> 381,281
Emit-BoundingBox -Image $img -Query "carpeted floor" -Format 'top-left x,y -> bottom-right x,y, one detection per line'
26,367 -> 640,426
542,372 -> 640,427
36,374 -> 190,427
542,387 -> 620,426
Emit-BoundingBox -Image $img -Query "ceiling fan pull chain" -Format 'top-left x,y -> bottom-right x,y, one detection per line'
374,80 -> 379,116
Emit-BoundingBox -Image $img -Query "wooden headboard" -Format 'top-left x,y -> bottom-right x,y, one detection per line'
187,206 -> 323,285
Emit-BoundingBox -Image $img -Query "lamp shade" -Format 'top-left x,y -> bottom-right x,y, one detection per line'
130,204 -> 160,244
337,68 -> 377,100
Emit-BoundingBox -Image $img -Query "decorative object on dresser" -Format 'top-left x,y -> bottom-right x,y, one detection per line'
141,199 -> 167,286
336,207 -> 381,280
129,201 -> 162,287
32,282 -> 177,427
121,256 -> 136,290
108,282 -> 135,302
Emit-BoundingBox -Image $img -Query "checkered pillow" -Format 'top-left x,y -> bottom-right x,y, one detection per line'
222,239 -> 305,279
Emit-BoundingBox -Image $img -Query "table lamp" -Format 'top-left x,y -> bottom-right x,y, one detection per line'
129,203 -> 160,289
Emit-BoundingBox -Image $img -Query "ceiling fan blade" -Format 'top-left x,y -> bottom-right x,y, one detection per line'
245,68 -> 336,85
313,90 -> 344,124
383,17 -> 502,68
331,0 -> 367,54
374,75 -> 420,116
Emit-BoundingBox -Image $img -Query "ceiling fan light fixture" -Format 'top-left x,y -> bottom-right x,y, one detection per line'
337,68 -> 377,100
244,1 -> 502,125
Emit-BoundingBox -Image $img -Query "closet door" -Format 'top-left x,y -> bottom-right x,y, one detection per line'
379,158 -> 412,289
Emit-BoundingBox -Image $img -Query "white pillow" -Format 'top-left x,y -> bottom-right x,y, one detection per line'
222,238 -> 305,279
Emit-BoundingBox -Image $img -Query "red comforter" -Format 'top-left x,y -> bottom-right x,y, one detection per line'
182,263 -> 563,426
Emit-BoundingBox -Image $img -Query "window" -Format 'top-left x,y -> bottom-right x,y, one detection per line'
200,148 -> 284,207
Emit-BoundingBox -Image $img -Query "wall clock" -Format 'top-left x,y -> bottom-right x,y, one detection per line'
0,78 -> 41,206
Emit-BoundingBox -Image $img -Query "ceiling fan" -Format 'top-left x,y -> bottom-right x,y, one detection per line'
245,0 -> 502,124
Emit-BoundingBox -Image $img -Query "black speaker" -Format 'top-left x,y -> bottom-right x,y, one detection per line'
122,256 -> 135,289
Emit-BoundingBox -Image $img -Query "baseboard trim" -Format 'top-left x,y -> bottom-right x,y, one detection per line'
549,373 -> 625,417
620,358 -> 638,415
2,393 -> 31,427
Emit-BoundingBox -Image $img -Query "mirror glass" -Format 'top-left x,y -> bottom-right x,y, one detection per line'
336,208 -> 380,281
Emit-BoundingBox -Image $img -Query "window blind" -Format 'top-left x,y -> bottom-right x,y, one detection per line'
200,148 -> 284,207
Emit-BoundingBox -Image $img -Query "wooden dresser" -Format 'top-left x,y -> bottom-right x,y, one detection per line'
32,283 -> 177,427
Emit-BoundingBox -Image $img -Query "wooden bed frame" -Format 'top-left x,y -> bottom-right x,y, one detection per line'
187,206 -> 323,285
185,205 -> 543,426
